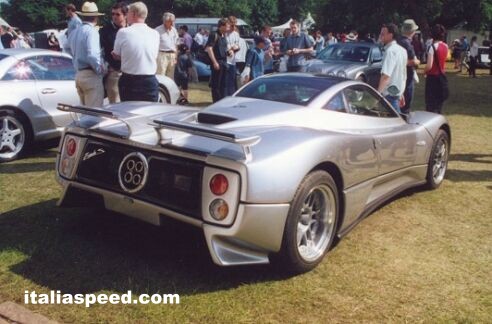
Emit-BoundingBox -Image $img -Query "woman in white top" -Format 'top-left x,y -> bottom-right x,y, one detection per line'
469,36 -> 479,78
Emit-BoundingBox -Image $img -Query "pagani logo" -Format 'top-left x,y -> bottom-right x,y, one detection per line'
83,148 -> 105,161
118,152 -> 148,193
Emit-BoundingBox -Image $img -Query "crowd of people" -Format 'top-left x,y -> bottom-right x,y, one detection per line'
2,0 -> 491,114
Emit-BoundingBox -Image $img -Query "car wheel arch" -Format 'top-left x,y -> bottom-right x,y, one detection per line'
158,85 -> 171,103
439,123 -> 451,147
310,161 -> 345,234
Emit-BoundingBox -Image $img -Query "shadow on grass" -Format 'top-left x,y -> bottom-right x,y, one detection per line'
0,162 -> 55,174
446,169 -> 492,182
0,200 -> 290,296
450,153 -> 492,164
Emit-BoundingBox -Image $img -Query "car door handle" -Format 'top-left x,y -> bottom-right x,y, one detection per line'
41,88 -> 57,94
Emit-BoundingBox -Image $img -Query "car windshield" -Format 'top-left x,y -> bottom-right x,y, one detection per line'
236,76 -> 337,106
318,45 -> 370,63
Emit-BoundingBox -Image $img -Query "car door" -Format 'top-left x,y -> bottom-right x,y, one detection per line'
26,55 -> 78,128
363,47 -> 383,88
343,85 -> 418,176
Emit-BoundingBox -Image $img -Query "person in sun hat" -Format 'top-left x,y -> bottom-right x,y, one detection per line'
346,31 -> 358,42
66,2 -> 106,107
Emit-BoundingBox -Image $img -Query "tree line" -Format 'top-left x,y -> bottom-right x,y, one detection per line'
1,0 -> 491,37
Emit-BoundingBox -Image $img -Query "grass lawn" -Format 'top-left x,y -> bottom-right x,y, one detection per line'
0,66 -> 491,323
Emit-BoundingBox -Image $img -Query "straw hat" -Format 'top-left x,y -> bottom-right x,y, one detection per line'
402,19 -> 419,33
346,32 -> 357,41
76,2 -> 104,16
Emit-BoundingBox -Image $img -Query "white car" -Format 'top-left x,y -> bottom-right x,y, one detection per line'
0,48 -> 180,162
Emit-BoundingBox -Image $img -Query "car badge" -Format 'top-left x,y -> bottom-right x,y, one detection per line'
83,148 -> 105,161
118,152 -> 148,193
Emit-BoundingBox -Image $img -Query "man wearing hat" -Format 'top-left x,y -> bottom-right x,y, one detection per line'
398,19 -> 421,114
66,2 -> 105,107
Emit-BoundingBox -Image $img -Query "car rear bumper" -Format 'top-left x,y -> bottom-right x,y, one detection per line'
57,177 -> 290,266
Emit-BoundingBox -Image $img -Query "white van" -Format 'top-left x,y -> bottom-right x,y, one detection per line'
174,18 -> 254,39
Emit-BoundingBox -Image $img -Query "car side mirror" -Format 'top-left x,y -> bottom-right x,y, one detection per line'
371,57 -> 382,64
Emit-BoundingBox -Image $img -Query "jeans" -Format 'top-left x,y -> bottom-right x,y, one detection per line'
385,95 -> 401,113
402,77 -> 414,114
119,73 -> 159,102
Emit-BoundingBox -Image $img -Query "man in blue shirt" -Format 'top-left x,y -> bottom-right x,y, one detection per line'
66,2 -> 105,107
241,36 -> 265,83
283,20 -> 313,72
65,4 -> 82,37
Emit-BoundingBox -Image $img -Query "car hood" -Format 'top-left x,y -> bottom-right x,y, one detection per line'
304,59 -> 364,75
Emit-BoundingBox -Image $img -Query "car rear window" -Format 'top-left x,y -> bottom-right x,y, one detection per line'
236,76 -> 338,106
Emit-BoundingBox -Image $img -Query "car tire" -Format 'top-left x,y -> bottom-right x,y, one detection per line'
272,170 -> 339,274
425,129 -> 450,189
0,109 -> 31,162
158,86 -> 171,104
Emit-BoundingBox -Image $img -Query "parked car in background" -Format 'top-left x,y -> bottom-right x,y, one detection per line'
56,73 -> 450,273
0,48 -> 180,162
476,46 -> 491,69
303,42 -> 383,88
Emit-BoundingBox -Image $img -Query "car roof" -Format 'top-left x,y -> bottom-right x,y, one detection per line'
261,73 -> 347,85
0,48 -> 71,60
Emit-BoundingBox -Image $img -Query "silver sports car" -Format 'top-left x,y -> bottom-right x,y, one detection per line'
0,48 -> 180,162
304,42 -> 383,88
56,73 -> 450,273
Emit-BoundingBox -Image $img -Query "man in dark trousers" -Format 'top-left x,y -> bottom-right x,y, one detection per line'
100,2 -> 127,103
397,19 -> 420,114
205,18 -> 230,102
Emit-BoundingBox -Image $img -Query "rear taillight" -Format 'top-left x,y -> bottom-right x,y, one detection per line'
66,138 -> 77,156
202,168 -> 240,225
209,174 -> 228,195
59,135 -> 83,179
209,199 -> 229,221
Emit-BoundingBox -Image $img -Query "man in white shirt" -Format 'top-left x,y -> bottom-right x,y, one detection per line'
112,1 -> 159,102
194,28 -> 206,47
377,23 -> 407,113
155,12 -> 178,79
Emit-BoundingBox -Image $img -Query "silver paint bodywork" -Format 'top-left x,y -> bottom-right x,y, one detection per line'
56,74 -> 450,266
0,48 -> 180,142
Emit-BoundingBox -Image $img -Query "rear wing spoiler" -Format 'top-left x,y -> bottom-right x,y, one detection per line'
57,103 -> 142,139
152,119 -> 260,162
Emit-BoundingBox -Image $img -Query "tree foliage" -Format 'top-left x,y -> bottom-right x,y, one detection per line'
1,0 -> 491,35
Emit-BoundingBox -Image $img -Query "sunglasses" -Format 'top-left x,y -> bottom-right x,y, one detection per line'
112,12 -> 123,16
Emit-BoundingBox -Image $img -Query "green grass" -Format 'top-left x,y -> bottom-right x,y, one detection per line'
0,67 -> 491,323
